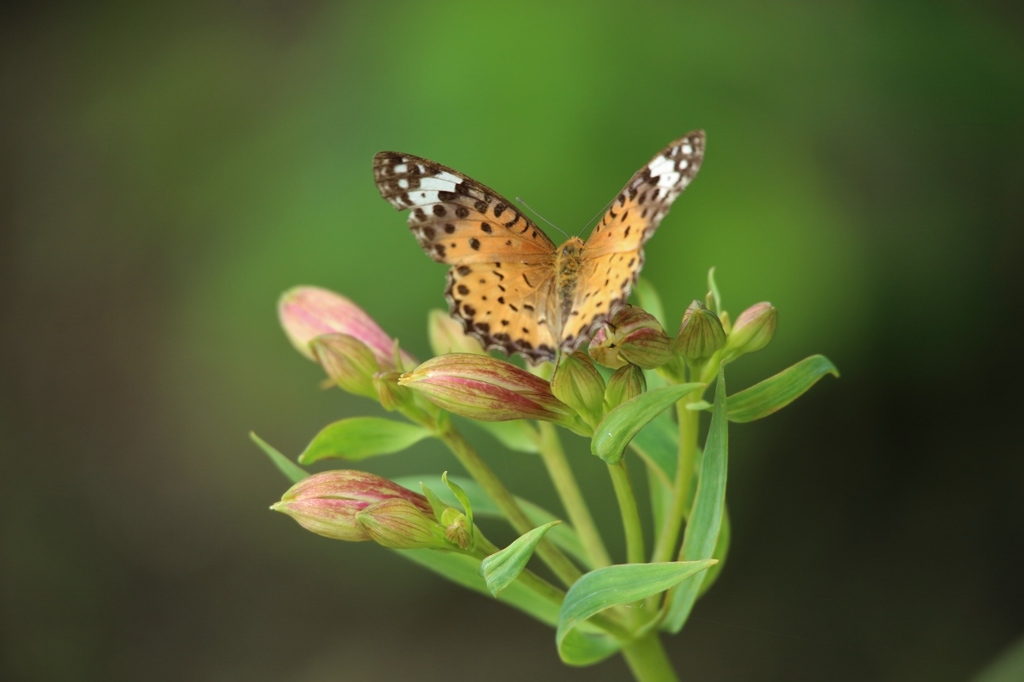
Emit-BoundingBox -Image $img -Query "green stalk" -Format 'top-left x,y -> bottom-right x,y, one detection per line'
536,421 -> 613,568
620,632 -> 679,682
608,461 -> 645,565
435,421 -> 583,587
650,393 -> 701,564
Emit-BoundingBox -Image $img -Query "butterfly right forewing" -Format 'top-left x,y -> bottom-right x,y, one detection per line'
562,131 -> 705,344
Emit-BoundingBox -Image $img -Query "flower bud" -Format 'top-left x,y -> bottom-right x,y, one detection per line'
604,363 -> 647,410
551,351 -> 606,427
271,470 -> 434,542
278,286 -> 415,369
428,310 -> 486,356
722,302 -> 777,363
310,334 -> 380,398
675,300 -> 726,361
356,498 -> 452,550
587,326 -> 627,370
373,371 -> 414,412
589,306 -> 673,370
440,508 -> 474,551
398,354 -> 578,425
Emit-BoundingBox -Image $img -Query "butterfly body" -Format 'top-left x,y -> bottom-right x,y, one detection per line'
374,132 -> 705,364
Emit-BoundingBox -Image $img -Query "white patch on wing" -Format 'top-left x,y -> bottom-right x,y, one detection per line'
436,171 -> 463,184
410,190 -> 440,204
417,176 -> 459,192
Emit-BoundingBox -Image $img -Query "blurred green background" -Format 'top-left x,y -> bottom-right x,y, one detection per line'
2,2 -> 1022,680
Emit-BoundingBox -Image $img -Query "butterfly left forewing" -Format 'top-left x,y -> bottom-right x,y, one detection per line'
373,151 -> 557,264
374,150 -> 563,363
563,131 -> 706,344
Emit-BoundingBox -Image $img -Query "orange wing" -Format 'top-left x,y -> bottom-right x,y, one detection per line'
374,152 -> 556,263
564,131 -> 706,342
447,262 -> 560,363
374,151 -> 561,362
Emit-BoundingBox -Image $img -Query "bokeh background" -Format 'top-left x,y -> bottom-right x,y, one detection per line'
2,2 -> 1022,680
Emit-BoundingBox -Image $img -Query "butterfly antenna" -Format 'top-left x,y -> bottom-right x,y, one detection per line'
516,197 -> 571,240
579,197 -> 616,238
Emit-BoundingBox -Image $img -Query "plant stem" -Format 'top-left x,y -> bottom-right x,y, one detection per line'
608,461 -> 645,564
436,421 -> 583,587
536,421 -> 613,568
621,632 -> 679,682
650,394 -> 701,564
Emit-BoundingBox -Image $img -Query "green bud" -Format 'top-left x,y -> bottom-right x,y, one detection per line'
551,351 -> 606,427
398,354 -> 581,427
722,302 -> 777,363
587,326 -> 627,369
427,309 -> 486,356
271,470 -> 434,542
311,334 -> 380,398
356,498 -> 451,550
440,507 -> 474,551
604,363 -> 647,410
373,371 -> 414,412
675,300 -> 726,360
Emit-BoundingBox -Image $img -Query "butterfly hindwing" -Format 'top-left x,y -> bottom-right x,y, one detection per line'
447,262 -> 559,363
373,152 -> 557,265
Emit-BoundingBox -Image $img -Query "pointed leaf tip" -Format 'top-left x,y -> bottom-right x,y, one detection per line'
726,354 -> 839,423
479,521 -> 561,596
251,431 -> 308,483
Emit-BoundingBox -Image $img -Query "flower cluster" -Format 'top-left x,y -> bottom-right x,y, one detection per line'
258,276 -> 834,677
276,284 -> 776,442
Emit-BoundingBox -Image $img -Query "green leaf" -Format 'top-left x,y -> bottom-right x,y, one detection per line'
592,383 -> 704,465
392,475 -> 591,569
298,417 -> 431,464
479,521 -> 561,596
634,278 -> 667,329
420,483 -> 448,521
663,368 -> 729,633
698,507 -> 730,597
726,355 -> 838,423
443,471 -> 474,527
251,432 -> 307,483
556,560 -> 717,665
707,266 -> 722,314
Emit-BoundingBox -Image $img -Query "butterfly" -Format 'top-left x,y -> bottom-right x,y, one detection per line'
373,131 -> 705,364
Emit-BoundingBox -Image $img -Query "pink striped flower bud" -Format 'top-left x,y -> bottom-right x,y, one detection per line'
356,498 -> 452,550
398,354 -> 583,428
589,306 -> 673,370
271,470 -> 433,542
278,286 -> 415,370
722,302 -> 777,363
